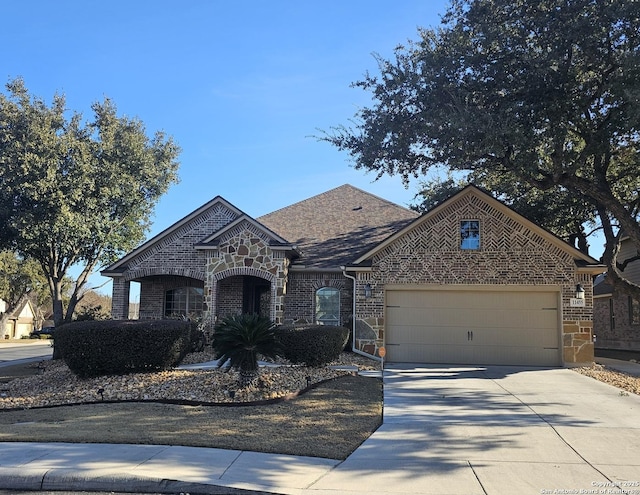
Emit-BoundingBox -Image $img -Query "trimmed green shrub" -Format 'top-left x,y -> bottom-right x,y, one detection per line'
276,324 -> 349,367
54,319 -> 194,378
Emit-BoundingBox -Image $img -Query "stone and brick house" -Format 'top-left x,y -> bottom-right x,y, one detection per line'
103,184 -> 603,366
593,237 -> 640,352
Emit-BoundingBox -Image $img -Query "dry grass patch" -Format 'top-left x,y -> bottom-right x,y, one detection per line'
0,358 -> 382,460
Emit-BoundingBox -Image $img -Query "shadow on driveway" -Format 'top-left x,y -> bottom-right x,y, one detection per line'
310,364 -> 639,494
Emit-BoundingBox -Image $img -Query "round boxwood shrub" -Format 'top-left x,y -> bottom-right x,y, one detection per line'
54,319 -> 194,378
275,324 -> 349,367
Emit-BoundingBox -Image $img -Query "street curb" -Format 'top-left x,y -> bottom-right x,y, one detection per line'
0,356 -> 51,369
0,468 -> 279,494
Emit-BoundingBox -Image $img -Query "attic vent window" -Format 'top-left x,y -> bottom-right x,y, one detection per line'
461,220 -> 480,250
352,206 -> 363,211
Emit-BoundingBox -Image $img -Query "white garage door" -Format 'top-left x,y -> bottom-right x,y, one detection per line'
385,288 -> 560,366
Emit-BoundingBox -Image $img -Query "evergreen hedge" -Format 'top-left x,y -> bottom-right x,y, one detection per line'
54,319 -> 194,378
275,324 -> 349,367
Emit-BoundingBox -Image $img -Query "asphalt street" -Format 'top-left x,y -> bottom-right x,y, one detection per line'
0,341 -> 53,367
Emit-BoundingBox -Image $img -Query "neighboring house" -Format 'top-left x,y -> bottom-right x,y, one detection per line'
2,298 -> 36,339
593,236 -> 640,352
103,184 -> 603,366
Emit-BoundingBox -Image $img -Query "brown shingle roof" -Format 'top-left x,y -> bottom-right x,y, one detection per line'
258,184 -> 419,270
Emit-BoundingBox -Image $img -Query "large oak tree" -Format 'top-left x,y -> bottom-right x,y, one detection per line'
325,0 -> 640,296
0,78 -> 180,327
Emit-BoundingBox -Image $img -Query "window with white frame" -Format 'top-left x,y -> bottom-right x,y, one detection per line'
165,287 -> 204,317
315,287 -> 340,326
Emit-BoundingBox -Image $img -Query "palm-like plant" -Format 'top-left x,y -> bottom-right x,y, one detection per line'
212,313 -> 281,387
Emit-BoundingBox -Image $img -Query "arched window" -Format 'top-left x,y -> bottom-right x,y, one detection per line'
165,287 -> 204,317
315,287 -> 340,325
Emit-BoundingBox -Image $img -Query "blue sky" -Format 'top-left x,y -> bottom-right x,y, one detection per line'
4,1 -> 451,296
3,1 -> 603,299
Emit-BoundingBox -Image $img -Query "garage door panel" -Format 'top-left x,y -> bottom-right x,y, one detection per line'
390,307 -> 500,327
388,325 -> 467,346
389,290 -> 556,308
389,311 -> 558,332
385,288 -> 560,366
472,328 -> 558,348
387,344 -> 475,364
389,327 -> 557,348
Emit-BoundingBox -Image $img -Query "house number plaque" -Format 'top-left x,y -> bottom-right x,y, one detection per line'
569,298 -> 586,307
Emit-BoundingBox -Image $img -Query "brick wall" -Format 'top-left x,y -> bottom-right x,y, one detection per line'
284,271 -> 353,325
111,278 -> 130,319
125,202 -> 237,280
139,275 -> 204,319
352,192 -> 594,364
216,276 -> 244,319
594,293 -> 640,351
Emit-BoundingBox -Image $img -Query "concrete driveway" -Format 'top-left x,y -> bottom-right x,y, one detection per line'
310,364 -> 640,495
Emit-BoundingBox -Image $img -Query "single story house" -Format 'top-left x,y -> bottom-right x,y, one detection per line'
1,298 -> 36,339
102,184 -> 604,366
593,236 -> 640,352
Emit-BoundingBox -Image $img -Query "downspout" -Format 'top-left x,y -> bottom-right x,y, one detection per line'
342,267 -> 382,362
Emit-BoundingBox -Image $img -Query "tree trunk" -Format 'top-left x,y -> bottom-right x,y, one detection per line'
51,282 -> 65,360
0,313 -> 10,340
238,369 -> 259,388
52,298 -> 64,327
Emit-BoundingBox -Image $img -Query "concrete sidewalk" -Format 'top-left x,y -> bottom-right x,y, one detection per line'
597,356 -> 640,377
0,442 -> 337,494
1,361 -> 639,494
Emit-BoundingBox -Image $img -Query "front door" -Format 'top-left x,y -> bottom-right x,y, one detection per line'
242,276 -> 271,316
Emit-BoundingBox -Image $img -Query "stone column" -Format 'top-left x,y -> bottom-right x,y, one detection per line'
111,277 -> 131,320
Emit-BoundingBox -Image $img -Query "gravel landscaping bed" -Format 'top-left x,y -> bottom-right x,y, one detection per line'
0,352 -> 381,410
572,363 -> 640,395
2,351 -> 637,411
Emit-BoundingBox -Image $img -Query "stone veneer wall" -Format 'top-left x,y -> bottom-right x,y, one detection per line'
562,272 -> 595,363
283,271 -> 353,325
205,221 -> 289,325
352,193 -> 594,364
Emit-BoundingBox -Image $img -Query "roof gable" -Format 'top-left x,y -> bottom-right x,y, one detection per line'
102,196 -> 247,274
2,298 -> 35,319
195,215 -> 293,249
258,184 -> 419,270
351,185 -> 602,268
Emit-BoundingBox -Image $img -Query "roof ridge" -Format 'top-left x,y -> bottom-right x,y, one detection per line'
258,183 -> 417,220
340,184 -> 418,214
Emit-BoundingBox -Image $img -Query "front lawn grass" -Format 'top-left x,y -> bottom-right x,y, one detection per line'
0,361 -> 382,460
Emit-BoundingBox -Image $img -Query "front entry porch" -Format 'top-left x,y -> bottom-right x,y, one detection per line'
215,275 -> 272,321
